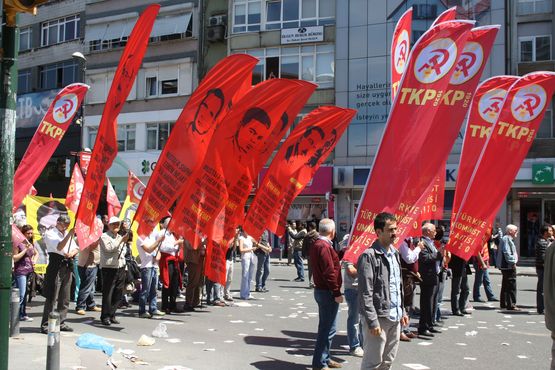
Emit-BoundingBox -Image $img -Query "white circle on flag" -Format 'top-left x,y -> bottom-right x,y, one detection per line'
450,42 -> 484,85
394,30 -> 410,75
53,93 -> 79,124
478,88 -> 508,124
511,84 -> 547,123
133,181 -> 145,201
414,38 -> 458,84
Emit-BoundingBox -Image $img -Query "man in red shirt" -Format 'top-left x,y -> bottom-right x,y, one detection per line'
310,218 -> 344,370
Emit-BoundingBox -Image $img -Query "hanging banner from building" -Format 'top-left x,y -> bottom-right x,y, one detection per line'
77,4 -> 159,239
243,106 -> 355,240
343,20 -> 474,263
432,6 -> 457,27
134,54 -> 258,237
65,163 -> 85,214
169,79 -> 315,246
447,72 -> 555,260
391,7 -> 412,100
106,178 -> 122,218
13,83 -> 89,209
452,76 -> 519,216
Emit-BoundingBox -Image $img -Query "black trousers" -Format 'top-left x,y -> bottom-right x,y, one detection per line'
419,283 -> 437,331
101,267 -> 126,321
162,261 -> 180,310
500,268 -> 517,308
41,254 -> 73,329
451,269 -> 469,313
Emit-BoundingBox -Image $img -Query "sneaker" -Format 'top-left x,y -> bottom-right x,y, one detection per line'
151,310 -> 166,317
87,306 -> 101,312
20,316 -> 33,322
350,346 -> 364,357
327,360 -> 343,368
223,295 -> 234,302
76,309 -> 86,315
139,312 -> 152,319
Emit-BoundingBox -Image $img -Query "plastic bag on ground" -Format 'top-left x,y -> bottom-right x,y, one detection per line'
152,322 -> 168,338
76,333 -> 114,356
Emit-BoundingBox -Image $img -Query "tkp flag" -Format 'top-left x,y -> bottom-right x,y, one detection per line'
391,7 -> 412,100
447,72 -> 555,260
343,20 -> 473,263
431,6 -> 457,27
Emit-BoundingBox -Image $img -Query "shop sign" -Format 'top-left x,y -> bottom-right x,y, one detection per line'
281,26 -> 324,45
532,163 -> 554,185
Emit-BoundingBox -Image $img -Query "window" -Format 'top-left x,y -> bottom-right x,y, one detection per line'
519,36 -> 551,62
413,4 -> 437,19
88,127 -> 98,149
146,77 -> 157,97
39,60 -> 79,90
144,67 -> 179,98
233,0 -> 261,33
517,0 -> 552,15
160,79 -> 178,95
147,122 -> 174,150
18,69 -> 31,94
41,15 -> 80,46
117,124 -> 136,151
537,109 -> 553,138
261,0 -> 334,31
20,27 -> 32,51
239,44 -> 334,88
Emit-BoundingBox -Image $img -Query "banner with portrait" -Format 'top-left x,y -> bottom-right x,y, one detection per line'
243,106 -> 355,240
447,72 -> 555,260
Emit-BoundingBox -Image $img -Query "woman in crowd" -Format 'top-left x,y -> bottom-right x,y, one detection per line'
238,226 -> 257,300
13,224 -> 38,321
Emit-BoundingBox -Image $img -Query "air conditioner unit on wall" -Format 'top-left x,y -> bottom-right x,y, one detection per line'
208,15 -> 227,27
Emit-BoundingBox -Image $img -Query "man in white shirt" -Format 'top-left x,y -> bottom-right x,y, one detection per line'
137,229 -> 166,318
40,215 -> 79,334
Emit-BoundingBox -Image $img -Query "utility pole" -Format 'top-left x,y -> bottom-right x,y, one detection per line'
0,2 -> 49,369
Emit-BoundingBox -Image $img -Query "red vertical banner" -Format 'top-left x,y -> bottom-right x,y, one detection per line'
76,4 -> 159,233
204,239 -> 228,285
134,54 -> 258,237
452,76 -> 519,216
432,6 -> 457,27
79,151 -> 91,175
65,164 -> 85,214
391,7 -> 412,100
342,21 -> 474,263
447,72 -> 555,260
13,83 -> 89,208
127,170 -> 146,204
418,162 -> 446,222
243,107 -> 355,240
169,79 -> 315,245
106,178 -> 122,218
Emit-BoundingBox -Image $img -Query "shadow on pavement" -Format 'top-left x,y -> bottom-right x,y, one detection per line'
251,356 -> 309,369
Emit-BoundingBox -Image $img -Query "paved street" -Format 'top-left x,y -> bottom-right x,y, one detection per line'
9,260 -> 552,370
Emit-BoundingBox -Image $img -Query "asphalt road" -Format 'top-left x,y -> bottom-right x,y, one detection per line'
8,260 -> 552,370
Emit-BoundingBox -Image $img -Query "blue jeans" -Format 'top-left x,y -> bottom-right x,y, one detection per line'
139,267 -> 159,314
14,274 -> 28,319
473,267 -> 496,301
312,289 -> 339,368
344,288 -> 362,350
206,279 -> 222,304
240,252 -> 256,299
293,250 -> 305,280
255,253 -> 270,289
76,266 -> 98,310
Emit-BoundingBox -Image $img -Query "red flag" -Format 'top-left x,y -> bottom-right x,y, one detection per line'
447,72 -> 555,260
432,6 -> 457,27
204,239 -> 228,285
76,4 -> 159,234
11,224 -> 27,247
134,54 -> 258,237
418,163 -> 446,222
343,21 -> 474,263
391,7 -> 412,100
452,76 -> 519,216
13,83 -> 88,208
106,178 -> 121,218
75,216 -> 104,250
65,164 -> 84,214
169,79 -> 315,245
127,170 -> 146,204
243,107 -> 355,240
79,151 -> 91,175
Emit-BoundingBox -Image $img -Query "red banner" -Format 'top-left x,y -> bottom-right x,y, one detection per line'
13,83 -> 88,208
342,21 -> 474,263
243,106 -> 355,240
452,76 -> 519,216
134,54 -> 258,237
432,6 -> 457,27
11,224 -> 27,247
447,72 -> 555,260
204,239 -> 228,285
127,170 -> 146,204
418,162 -> 446,222
169,79 -> 315,245
79,151 -> 91,175
75,216 -> 104,250
65,164 -> 84,214
76,4 -> 159,234
106,178 -> 121,218
391,8 -> 412,100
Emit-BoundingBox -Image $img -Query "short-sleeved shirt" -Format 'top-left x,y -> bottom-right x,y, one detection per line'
158,229 -> 179,256
137,231 -> 159,268
44,227 -> 78,256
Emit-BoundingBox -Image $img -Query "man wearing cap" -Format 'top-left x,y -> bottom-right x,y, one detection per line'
99,216 -> 129,326
40,214 -> 79,334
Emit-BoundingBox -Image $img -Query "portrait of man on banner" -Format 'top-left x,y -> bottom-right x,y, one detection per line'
189,88 -> 225,137
231,107 -> 272,161
284,125 -> 324,168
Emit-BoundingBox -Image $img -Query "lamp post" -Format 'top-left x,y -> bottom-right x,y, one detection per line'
71,51 -> 86,130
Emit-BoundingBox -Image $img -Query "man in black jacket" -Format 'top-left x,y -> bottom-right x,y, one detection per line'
418,223 -> 443,337
536,224 -> 553,314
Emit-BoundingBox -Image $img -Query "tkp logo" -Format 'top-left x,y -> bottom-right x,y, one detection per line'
53,93 -> 79,124
414,38 -> 457,84
394,30 -> 410,75
511,84 -> 547,122
450,42 -> 484,85
133,181 -> 145,201
478,88 -> 508,124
